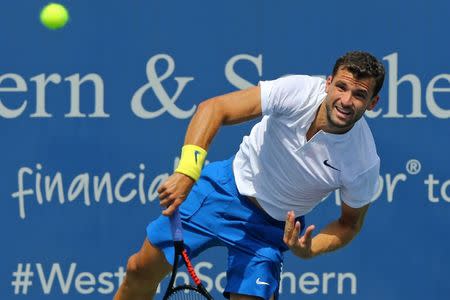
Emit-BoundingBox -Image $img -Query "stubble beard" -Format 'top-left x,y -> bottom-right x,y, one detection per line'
325,101 -> 354,130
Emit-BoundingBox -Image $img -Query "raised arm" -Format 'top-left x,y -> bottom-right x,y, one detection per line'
158,86 -> 262,215
284,202 -> 370,259
183,86 -> 262,149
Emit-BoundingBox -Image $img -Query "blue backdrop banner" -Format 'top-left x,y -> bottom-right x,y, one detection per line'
1,1 -> 449,299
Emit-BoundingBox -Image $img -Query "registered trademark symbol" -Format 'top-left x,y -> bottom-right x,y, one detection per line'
406,159 -> 421,175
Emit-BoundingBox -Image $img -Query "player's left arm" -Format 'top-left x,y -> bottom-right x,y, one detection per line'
284,202 -> 369,259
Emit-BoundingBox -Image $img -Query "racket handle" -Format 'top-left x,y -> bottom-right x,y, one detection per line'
169,209 -> 183,242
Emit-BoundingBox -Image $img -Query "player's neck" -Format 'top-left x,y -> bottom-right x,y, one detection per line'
306,104 -> 324,141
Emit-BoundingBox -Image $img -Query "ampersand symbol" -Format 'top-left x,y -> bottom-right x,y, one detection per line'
131,54 -> 195,119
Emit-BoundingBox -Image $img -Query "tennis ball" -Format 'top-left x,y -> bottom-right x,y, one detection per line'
40,3 -> 69,30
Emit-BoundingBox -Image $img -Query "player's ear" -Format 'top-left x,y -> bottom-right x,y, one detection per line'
367,95 -> 380,111
325,76 -> 333,93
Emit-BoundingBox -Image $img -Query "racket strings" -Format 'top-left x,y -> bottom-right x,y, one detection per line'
167,287 -> 208,299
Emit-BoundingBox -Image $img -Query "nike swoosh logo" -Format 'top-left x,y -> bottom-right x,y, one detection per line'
256,277 -> 270,286
323,160 -> 340,171
194,150 -> 200,164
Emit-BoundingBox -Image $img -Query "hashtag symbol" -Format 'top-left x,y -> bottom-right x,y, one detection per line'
11,263 -> 33,295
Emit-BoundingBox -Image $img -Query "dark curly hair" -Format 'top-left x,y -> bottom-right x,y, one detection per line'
332,51 -> 385,97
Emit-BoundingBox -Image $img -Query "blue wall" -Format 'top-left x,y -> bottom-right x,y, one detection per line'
1,1 -> 449,299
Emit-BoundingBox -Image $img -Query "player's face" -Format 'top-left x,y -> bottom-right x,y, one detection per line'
324,68 -> 379,132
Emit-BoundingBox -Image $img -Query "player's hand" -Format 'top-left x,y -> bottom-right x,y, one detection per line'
158,172 -> 195,216
283,210 -> 316,259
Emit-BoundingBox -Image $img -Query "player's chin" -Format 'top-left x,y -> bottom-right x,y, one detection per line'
330,115 -> 354,129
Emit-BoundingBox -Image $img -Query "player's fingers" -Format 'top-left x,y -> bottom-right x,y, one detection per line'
304,225 -> 315,240
158,176 -> 177,194
289,221 -> 301,246
283,211 -> 295,244
159,196 -> 175,208
158,187 -> 174,204
158,189 -> 170,202
300,225 -> 315,246
161,206 -> 172,216
159,192 -> 182,207
283,211 -> 292,235
157,182 -> 167,194
162,199 -> 182,216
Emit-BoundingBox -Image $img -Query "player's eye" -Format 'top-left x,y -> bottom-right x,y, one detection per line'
355,92 -> 368,100
336,84 -> 345,91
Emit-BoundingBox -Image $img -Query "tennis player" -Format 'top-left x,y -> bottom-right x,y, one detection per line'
114,51 -> 385,300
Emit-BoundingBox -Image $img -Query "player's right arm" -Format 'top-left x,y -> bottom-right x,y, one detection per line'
158,86 -> 262,216
183,86 -> 262,149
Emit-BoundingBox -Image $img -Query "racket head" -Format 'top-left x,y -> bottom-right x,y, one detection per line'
165,285 -> 212,299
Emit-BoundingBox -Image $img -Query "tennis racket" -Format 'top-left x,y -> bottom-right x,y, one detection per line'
162,209 -> 213,300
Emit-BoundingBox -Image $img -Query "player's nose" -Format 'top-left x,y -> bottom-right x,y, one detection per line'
341,91 -> 352,106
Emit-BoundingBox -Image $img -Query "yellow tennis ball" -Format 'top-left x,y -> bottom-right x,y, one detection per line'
40,3 -> 69,30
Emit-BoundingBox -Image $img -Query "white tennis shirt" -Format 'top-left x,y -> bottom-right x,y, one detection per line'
233,75 -> 380,220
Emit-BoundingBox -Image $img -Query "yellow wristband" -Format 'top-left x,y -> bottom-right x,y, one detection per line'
175,145 -> 207,181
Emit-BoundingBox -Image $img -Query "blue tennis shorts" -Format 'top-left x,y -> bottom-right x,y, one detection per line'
147,157 -> 305,300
